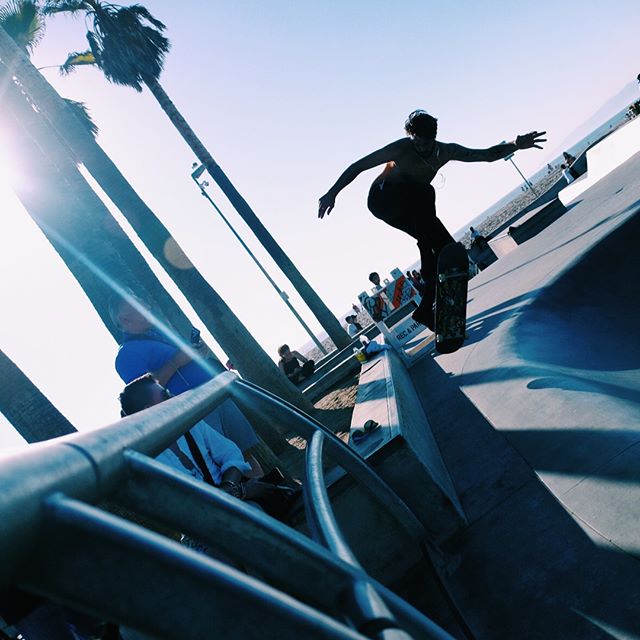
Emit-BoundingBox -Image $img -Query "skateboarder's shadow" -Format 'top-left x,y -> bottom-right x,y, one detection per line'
464,291 -> 539,347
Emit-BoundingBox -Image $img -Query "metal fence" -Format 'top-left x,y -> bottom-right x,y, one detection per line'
0,372 -> 453,640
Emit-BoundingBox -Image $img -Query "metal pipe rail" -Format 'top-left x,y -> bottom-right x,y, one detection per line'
0,371 -> 452,639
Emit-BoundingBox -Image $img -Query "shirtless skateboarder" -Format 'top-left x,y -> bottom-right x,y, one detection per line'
318,109 -> 545,329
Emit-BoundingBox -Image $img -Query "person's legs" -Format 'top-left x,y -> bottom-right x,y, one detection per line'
368,181 -> 454,329
205,399 -> 263,476
301,360 -> 315,378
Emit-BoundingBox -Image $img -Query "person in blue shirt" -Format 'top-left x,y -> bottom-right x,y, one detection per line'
111,295 -> 262,476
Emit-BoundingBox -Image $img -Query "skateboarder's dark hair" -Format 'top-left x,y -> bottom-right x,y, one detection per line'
404,110 -> 438,139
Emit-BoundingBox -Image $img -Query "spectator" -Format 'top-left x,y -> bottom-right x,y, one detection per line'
470,226 -> 488,247
561,163 -> 574,184
277,345 -> 315,384
368,271 -> 383,291
119,375 -> 293,512
110,294 -> 262,476
345,315 -> 363,337
352,303 -> 360,314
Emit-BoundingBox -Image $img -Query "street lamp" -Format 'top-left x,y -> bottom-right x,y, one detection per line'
502,142 -> 538,196
190,163 -> 328,355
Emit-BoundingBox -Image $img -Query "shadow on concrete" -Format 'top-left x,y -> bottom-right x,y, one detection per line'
353,377 -> 391,403
408,353 -> 640,638
462,290 -> 538,347
516,209 -> 640,371
457,364 -> 640,407
501,428 -> 640,485
472,199 -> 638,293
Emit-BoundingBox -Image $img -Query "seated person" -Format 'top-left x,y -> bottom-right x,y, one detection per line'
119,374 -> 291,509
345,314 -> 363,337
277,344 -> 315,384
111,294 -> 262,476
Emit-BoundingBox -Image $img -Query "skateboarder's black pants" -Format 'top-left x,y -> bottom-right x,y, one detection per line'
367,180 -> 455,305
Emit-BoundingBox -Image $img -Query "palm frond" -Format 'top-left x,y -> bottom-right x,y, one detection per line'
59,48 -> 95,74
63,97 -> 98,137
42,1 -> 170,90
42,0 -> 87,16
0,0 -> 45,53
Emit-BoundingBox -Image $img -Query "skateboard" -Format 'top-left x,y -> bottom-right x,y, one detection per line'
434,243 -> 469,354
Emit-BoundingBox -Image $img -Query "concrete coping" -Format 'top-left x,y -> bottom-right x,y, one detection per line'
344,337 -> 467,541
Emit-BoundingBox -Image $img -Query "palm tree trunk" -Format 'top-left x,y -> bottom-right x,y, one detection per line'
0,349 -> 77,442
143,75 -> 351,351
0,25 -> 314,414
1,87 -> 301,455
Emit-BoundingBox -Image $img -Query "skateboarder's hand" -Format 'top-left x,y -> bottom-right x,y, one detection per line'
318,193 -> 336,219
515,131 -> 547,150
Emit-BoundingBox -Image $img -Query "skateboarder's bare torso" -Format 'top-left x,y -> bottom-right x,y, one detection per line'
372,137 -> 518,188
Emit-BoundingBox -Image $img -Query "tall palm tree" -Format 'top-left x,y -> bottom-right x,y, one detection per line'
44,0 -> 351,351
0,19 -> 315,414
0,73 -> 297,454
0,348 -> 77,442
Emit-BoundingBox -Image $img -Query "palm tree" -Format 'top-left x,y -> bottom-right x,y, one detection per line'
0,67 -> 297,454
44,0 -> 351,351
0,348 -> 77,442
0,18 -> 315,414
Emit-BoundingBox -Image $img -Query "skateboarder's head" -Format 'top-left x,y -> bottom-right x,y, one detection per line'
368,272 -> 381,286
404,110 -> 438,140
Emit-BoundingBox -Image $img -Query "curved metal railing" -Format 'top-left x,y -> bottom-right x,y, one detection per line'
0,372 -> 453,640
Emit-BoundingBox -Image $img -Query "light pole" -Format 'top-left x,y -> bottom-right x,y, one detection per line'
502,143 -> 538,196
191,164 -> 328,355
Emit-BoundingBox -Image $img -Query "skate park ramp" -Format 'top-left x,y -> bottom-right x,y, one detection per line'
559,114 -> 640,205
405,148 -> 640,637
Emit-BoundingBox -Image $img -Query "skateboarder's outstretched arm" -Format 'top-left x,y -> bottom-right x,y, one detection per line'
318,140 -> 405,218
446,131 -> 546,163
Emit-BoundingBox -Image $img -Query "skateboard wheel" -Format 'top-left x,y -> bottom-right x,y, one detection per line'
436,334 -> 443,342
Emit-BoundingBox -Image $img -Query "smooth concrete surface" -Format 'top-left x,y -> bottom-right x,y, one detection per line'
487,231 -> 517,258
559,116 -> 640,205
406,150 -> 640,637
347,344 -> 465,541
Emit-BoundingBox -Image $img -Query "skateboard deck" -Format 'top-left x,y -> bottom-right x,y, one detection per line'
434,243 -> 469,354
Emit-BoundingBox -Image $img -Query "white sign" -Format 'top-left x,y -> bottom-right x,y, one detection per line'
393,316 -> 423,345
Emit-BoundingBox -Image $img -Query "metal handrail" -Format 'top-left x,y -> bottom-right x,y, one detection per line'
0,371 -> 451,639
119,451 -> 453,640
305,432 -> 406,638
230,378 -> 425,540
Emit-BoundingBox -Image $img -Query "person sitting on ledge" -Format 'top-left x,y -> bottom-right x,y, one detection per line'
119,374 -> 293,512
277,344 -> 315,385
345,314 -> 363,337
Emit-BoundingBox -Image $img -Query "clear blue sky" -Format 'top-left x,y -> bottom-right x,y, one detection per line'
1,0 -> 639,447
